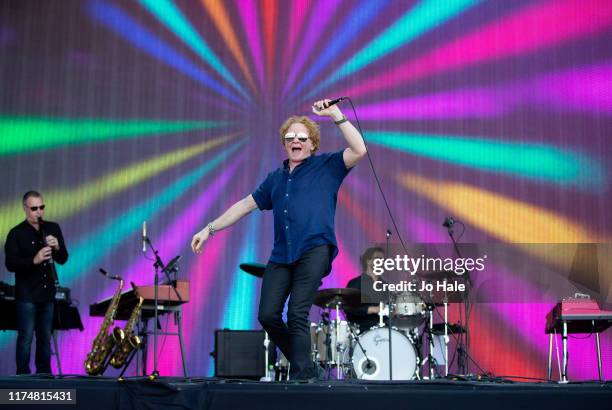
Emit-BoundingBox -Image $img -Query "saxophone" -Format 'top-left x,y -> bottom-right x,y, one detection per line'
109,296 -> 144,369
84,270 -> 126,375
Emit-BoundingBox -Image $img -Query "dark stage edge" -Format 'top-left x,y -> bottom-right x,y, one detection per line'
0,376 -> 610,410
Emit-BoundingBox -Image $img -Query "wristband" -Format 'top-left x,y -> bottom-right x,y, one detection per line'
334,116 -> 348,125
207,222 -> 216,237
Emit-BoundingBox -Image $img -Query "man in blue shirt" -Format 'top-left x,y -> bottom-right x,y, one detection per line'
191,99 -> 366,380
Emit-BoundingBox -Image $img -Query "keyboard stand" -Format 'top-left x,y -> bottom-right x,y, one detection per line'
135,304 -> 188,377
547,318 -> 610,382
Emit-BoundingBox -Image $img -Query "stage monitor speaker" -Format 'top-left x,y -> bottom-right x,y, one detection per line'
213,329 -> 269,379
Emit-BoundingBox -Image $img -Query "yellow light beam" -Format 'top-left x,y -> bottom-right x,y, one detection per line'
201,0 -> 259,94
0,134 -> 236,245
397,172 -> 604,243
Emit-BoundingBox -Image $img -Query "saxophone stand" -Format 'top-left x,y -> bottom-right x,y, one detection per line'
117,347 -> 139,380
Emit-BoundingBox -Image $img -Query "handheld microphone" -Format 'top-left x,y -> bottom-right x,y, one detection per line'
314,96 -> 347,110
142,221 -> 147,253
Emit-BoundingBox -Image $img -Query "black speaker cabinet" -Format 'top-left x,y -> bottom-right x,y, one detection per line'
213,329 -> 270,379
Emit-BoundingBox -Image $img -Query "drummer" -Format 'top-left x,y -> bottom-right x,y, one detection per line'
345,247 -> 386,331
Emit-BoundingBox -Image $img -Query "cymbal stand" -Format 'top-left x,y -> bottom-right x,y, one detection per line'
428,304 -> 435,379
443,288 -> 449,376
334,302 -> 343,380
260,331 -> 273,382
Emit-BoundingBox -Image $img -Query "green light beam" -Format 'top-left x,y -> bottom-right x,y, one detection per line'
0,116 -> 228,156
58,141 -> 245,285
366,131 -> 605,188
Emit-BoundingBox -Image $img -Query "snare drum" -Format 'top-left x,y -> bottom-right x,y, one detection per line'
352,326 -> 417,380
395,292 -> 425,317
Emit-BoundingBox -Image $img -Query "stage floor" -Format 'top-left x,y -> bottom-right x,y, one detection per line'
0,376 -> 610,410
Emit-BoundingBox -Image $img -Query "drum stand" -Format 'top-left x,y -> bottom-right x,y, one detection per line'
442,295 -> 449,377
426,306 -> 438,379
422,298 -> 451,379
260,331 -> 273,382
333,302 -> 344,380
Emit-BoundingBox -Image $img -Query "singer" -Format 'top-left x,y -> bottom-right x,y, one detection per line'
191,98 -> 366,380
4,191 -> 69,374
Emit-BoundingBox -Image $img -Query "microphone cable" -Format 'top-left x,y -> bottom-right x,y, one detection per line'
342,97 -> 489,377
343,97 -> 408,252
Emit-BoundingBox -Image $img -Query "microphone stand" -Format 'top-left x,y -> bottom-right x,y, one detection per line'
445,222 -> 472,375
143,235 -> 183,380
385,229 -> 393,381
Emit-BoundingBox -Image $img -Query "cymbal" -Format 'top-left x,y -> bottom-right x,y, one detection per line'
314,288 -> 361,308
239,262 -> 267,278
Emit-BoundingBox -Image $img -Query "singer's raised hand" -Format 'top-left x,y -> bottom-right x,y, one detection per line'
312,99 -> 342,119
191,228 -> 210,254
45,235 -> 59,250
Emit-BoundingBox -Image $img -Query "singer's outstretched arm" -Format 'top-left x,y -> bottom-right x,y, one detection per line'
312,99 -> 367,168
190,194 -> 257,253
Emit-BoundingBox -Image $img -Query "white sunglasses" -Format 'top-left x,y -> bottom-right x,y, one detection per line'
284,132 -> 309,143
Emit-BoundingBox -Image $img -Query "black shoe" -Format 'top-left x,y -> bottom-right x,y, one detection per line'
306,364 -> 326,383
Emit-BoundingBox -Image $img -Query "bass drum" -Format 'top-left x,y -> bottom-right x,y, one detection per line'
352,327 -> 417,380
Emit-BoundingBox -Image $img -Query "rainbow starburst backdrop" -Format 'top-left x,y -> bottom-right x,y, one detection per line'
0,0 -> 611,378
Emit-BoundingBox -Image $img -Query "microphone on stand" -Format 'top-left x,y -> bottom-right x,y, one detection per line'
99,268 -> 121,281
442,217 -> 455,229
142,221 -> 147,253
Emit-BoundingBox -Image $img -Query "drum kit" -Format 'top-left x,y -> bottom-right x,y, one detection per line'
240,263 -> 466,381
310,287 -> 423,381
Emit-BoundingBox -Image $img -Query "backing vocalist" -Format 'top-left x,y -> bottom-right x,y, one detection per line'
4,191 -> 69,374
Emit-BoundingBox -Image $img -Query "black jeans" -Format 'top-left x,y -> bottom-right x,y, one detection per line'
258,245 -> 330,380
16,300 -> 54,374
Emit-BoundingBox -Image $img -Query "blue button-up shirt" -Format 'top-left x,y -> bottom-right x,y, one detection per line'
252,150 -> 351,273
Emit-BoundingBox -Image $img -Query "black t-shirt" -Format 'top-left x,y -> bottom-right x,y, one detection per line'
345,274 -> 383,332
5,220 -> 68,302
